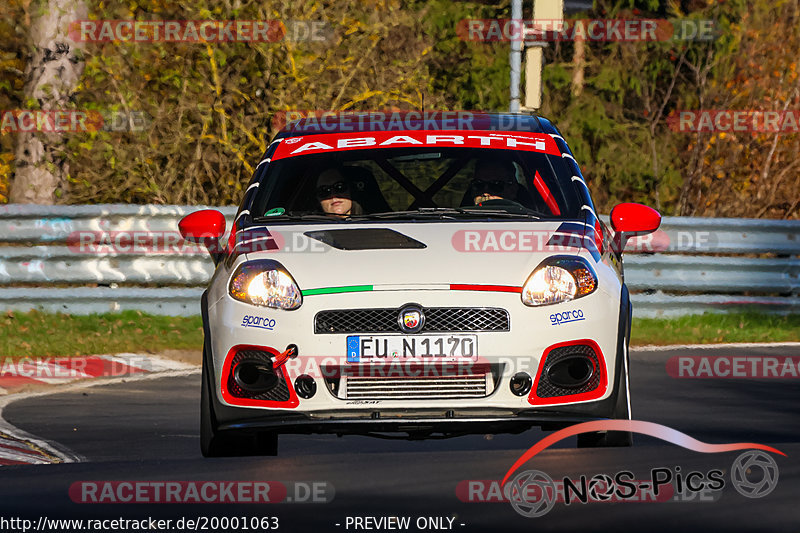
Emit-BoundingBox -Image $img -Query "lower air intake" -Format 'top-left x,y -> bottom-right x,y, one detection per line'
536,344 -> 601,398
227,350 -> 291,402
343,373 -> 489,400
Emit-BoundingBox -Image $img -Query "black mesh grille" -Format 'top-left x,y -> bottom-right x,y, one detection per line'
227,350 -> 291,402
536,344 -> 601,398
314,307 -> 510,334
316,308 -> 397,334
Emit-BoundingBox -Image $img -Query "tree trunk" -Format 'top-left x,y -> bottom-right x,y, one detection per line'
571,23 -> 585,97
10,0 -> 87,204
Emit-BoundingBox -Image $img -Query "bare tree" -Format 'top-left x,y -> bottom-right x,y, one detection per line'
571,22 -> 585,97
10,0 -> 86,204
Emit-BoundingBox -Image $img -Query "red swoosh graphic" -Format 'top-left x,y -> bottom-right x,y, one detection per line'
501,420 -> 785,485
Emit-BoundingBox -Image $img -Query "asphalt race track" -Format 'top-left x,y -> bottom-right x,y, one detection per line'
0,344 -> 797,532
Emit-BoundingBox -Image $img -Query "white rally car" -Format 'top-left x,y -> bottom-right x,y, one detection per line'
179,113 -> 661,456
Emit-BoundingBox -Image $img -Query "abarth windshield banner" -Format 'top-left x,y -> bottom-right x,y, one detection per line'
271,130 -> 562,160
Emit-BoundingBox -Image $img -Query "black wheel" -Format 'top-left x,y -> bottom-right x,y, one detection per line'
577,339 -> 633,448
200,341 -> 279,457
200,347 -> 232,457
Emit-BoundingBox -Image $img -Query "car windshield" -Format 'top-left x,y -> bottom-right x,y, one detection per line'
251,145 -> 582,221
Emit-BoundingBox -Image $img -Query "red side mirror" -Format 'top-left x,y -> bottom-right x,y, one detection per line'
610,203 -> 661,236
179,209 -> 226,242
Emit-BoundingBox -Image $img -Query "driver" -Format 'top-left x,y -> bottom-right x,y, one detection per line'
469,159 -> 519,205
315,168 -> 363,217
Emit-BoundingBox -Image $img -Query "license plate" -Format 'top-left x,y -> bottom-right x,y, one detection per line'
346,335 -> 478,362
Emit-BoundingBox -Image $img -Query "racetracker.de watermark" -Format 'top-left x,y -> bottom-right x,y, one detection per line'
0,356 -> 152,379
0,109 -> 150,134
69,480 -> 333,504
458,476 -> 676,505
667,355 -> 800,379
276,355 -> 551,381
66,230 -> 327,254
667,110 -> 800,133
450,228 -> 719,253
458,18 -> 716,42
69,20 -> 332,43
452,230 -> 593,253
625,229 -> 718,252
273,110 -> 498,133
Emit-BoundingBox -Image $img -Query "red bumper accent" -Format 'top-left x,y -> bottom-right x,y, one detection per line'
528,338 -> 608,406
220,344 -> 300,408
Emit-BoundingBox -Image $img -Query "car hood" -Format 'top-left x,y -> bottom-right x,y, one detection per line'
240,221 -> 594,290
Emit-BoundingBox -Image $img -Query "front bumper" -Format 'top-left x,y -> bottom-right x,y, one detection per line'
204,284 -> 624,432
220,415 -> 603,437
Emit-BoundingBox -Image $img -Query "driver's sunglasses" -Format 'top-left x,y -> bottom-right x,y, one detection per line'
316,181 -> 350,200
471,179 -> 514,196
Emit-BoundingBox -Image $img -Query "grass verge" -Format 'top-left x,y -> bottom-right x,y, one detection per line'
0,310 -> 798,358
630,312 -> 800,346
0,310 -> 203,358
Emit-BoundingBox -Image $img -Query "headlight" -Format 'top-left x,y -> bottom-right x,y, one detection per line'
229,260 -> 302,310
521,256 -> 597,306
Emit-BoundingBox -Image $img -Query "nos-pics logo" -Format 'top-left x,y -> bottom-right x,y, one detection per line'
500,420 -> 782,518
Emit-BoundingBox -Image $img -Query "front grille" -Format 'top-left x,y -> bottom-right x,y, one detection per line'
315,307 -> 510,334
344,373 -> 489,400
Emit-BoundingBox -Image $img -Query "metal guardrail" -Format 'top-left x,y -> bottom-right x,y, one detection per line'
0,247 -> 213,285
0,204 -> 237,242
0,287 -> 205,316
0,204 -> 797,317
624,255 -> 799,294
624,216 -> 800,255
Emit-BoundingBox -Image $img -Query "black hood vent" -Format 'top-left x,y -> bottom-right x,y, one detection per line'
304,228 -> 426,250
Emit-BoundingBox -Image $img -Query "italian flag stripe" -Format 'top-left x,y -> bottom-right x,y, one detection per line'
302,285 -> 373,296
301,284 -> 522,295
450,284 -> 522,293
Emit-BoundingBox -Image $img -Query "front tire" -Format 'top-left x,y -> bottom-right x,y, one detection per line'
200,346 -> 232,457
577,338 -> 633,448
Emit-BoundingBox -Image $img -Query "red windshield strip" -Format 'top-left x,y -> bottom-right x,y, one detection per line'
272,130 -> 562,160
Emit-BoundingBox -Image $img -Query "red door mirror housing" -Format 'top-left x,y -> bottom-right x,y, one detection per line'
610,203 -> 661,235
179,209 -> 226,243
609,203 -> 661,253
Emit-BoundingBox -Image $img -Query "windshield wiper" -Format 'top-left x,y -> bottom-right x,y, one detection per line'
252,213 -> 346,222
350,207 -> 540,220
350,208 -> 461,220
254,208 -> 542,222
451,207 -> 542,219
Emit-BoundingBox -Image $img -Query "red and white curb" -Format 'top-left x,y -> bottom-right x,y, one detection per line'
0,353 -> 197,466
0,427 -> 73,466
0,353 -> 194,393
